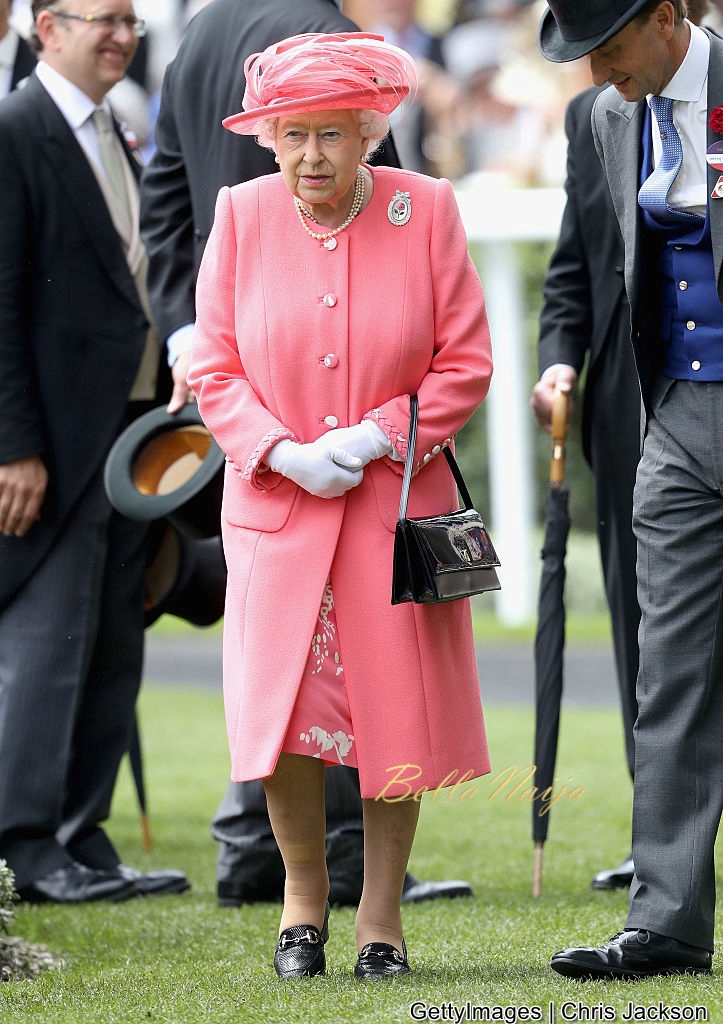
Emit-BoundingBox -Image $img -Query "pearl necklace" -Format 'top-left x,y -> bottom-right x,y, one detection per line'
294,168 -> 365,250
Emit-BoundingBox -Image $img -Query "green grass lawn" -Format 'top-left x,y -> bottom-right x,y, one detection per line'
2,684 -> 721,1024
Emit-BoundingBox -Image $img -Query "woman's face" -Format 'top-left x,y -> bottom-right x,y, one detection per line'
275,109 -> 367,212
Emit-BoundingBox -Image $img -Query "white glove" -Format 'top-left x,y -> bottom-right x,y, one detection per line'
321,420 -> 393,467
264,438 -> 363,498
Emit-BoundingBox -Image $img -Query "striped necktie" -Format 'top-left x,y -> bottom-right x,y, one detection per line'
638,95 -> 700,223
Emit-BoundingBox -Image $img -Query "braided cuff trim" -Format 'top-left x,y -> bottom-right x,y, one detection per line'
236,426 -> 296,489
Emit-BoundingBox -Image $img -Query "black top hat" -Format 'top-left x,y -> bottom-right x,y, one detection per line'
538,0 -> 652,63
104,404 -> 225,539
144,519 -> 226,628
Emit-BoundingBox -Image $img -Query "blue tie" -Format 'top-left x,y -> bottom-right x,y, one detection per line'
638,95 -> 699,223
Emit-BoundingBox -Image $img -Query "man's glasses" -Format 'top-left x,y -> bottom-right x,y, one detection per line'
51,11 -> 147,37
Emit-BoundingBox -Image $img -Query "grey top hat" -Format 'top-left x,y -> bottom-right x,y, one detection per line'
538,0 -> 653,62
104,403 -> 225,539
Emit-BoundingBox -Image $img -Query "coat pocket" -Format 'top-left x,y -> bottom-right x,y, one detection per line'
222,463 -> 299,533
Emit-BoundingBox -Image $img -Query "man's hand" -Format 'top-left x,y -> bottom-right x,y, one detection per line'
531,364 -> 578,434
0,456 -> 48,537
167,349 -> 195,413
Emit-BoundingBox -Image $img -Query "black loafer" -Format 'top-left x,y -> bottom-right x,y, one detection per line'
551,929 -> 712,980
17,863 -> 137,904
401,874 -> 472,903
273,902 -> 330,979
114,864 -> 191,896
590,856 -> 635,891
354,939 -> 410,979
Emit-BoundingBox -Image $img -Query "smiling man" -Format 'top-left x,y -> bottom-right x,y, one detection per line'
0,2 -> 189,904
537,0 -> 723,981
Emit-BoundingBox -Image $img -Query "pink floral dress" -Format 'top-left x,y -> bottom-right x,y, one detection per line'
281,579 -> 357,767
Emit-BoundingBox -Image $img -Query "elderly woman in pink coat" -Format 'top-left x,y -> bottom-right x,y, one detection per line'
188,32 -> 493,981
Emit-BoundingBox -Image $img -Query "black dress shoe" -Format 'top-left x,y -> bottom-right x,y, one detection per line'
17,863 -> 137,904
401,873 -> 473,903
551,929 -> 712,980
591,855 -> 635,891
273,902 -> 330,979
354,939 -> 410,979
113,864 -> 191,896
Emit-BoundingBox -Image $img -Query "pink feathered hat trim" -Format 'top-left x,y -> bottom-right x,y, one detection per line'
222,32 -> 417,135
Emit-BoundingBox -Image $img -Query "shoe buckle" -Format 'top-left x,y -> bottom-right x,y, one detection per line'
371,946 -> 403,962
279,928 -> 319,949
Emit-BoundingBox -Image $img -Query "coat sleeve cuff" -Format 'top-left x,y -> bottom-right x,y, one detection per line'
229,426 -> 297,491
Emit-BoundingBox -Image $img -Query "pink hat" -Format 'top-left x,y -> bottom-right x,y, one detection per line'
222,32 -> 417,136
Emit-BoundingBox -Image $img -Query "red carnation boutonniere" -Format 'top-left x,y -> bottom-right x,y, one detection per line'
119,121 -> 144,166
709,106 -> 723,134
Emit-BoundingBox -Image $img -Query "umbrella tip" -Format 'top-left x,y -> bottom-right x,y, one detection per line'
141,813 -> 153,853
533,840 -> 544,898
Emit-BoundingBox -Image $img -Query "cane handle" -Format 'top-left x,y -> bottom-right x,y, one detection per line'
550,390 -> 568,487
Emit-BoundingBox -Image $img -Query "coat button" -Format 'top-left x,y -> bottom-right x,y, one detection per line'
322,294 -> 337,307
686,320 -> 696,330
692,360 -> 701,371
432,445 -> 441,455
323,354 -> 339,368
679,280 -> 688,290
324,415 -> 339,427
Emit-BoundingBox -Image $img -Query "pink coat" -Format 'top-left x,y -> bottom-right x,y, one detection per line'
189,166 -> 493,799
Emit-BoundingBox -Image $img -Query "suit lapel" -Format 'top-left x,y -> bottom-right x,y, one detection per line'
25,75 -> 142,313
601,97 -> 647,314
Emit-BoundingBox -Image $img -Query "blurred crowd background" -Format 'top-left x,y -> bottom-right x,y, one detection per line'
12,0 -> 723,189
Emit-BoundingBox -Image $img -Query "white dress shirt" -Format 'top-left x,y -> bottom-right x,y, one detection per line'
35,60 -> 115,186
649,21 -> 709,216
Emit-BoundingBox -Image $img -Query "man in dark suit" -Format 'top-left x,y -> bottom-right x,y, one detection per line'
538,0 -> 723,979
0,0 -> 35,97
0,0 -> 189,903
532,86 -> 642,893
140,0 -> 472,910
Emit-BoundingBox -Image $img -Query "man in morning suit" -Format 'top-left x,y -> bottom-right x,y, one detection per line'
538,0 -> 723,978
140,0 -> 472,909
532,0 -> 711,902
0,0 -> 189,903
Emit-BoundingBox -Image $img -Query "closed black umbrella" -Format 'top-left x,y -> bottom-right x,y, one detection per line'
532,391 -> 570,897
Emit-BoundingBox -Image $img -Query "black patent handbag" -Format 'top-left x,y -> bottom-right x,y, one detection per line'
391,395 -> 501,605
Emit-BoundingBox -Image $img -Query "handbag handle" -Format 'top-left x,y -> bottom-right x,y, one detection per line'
397,394 -> 475,522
